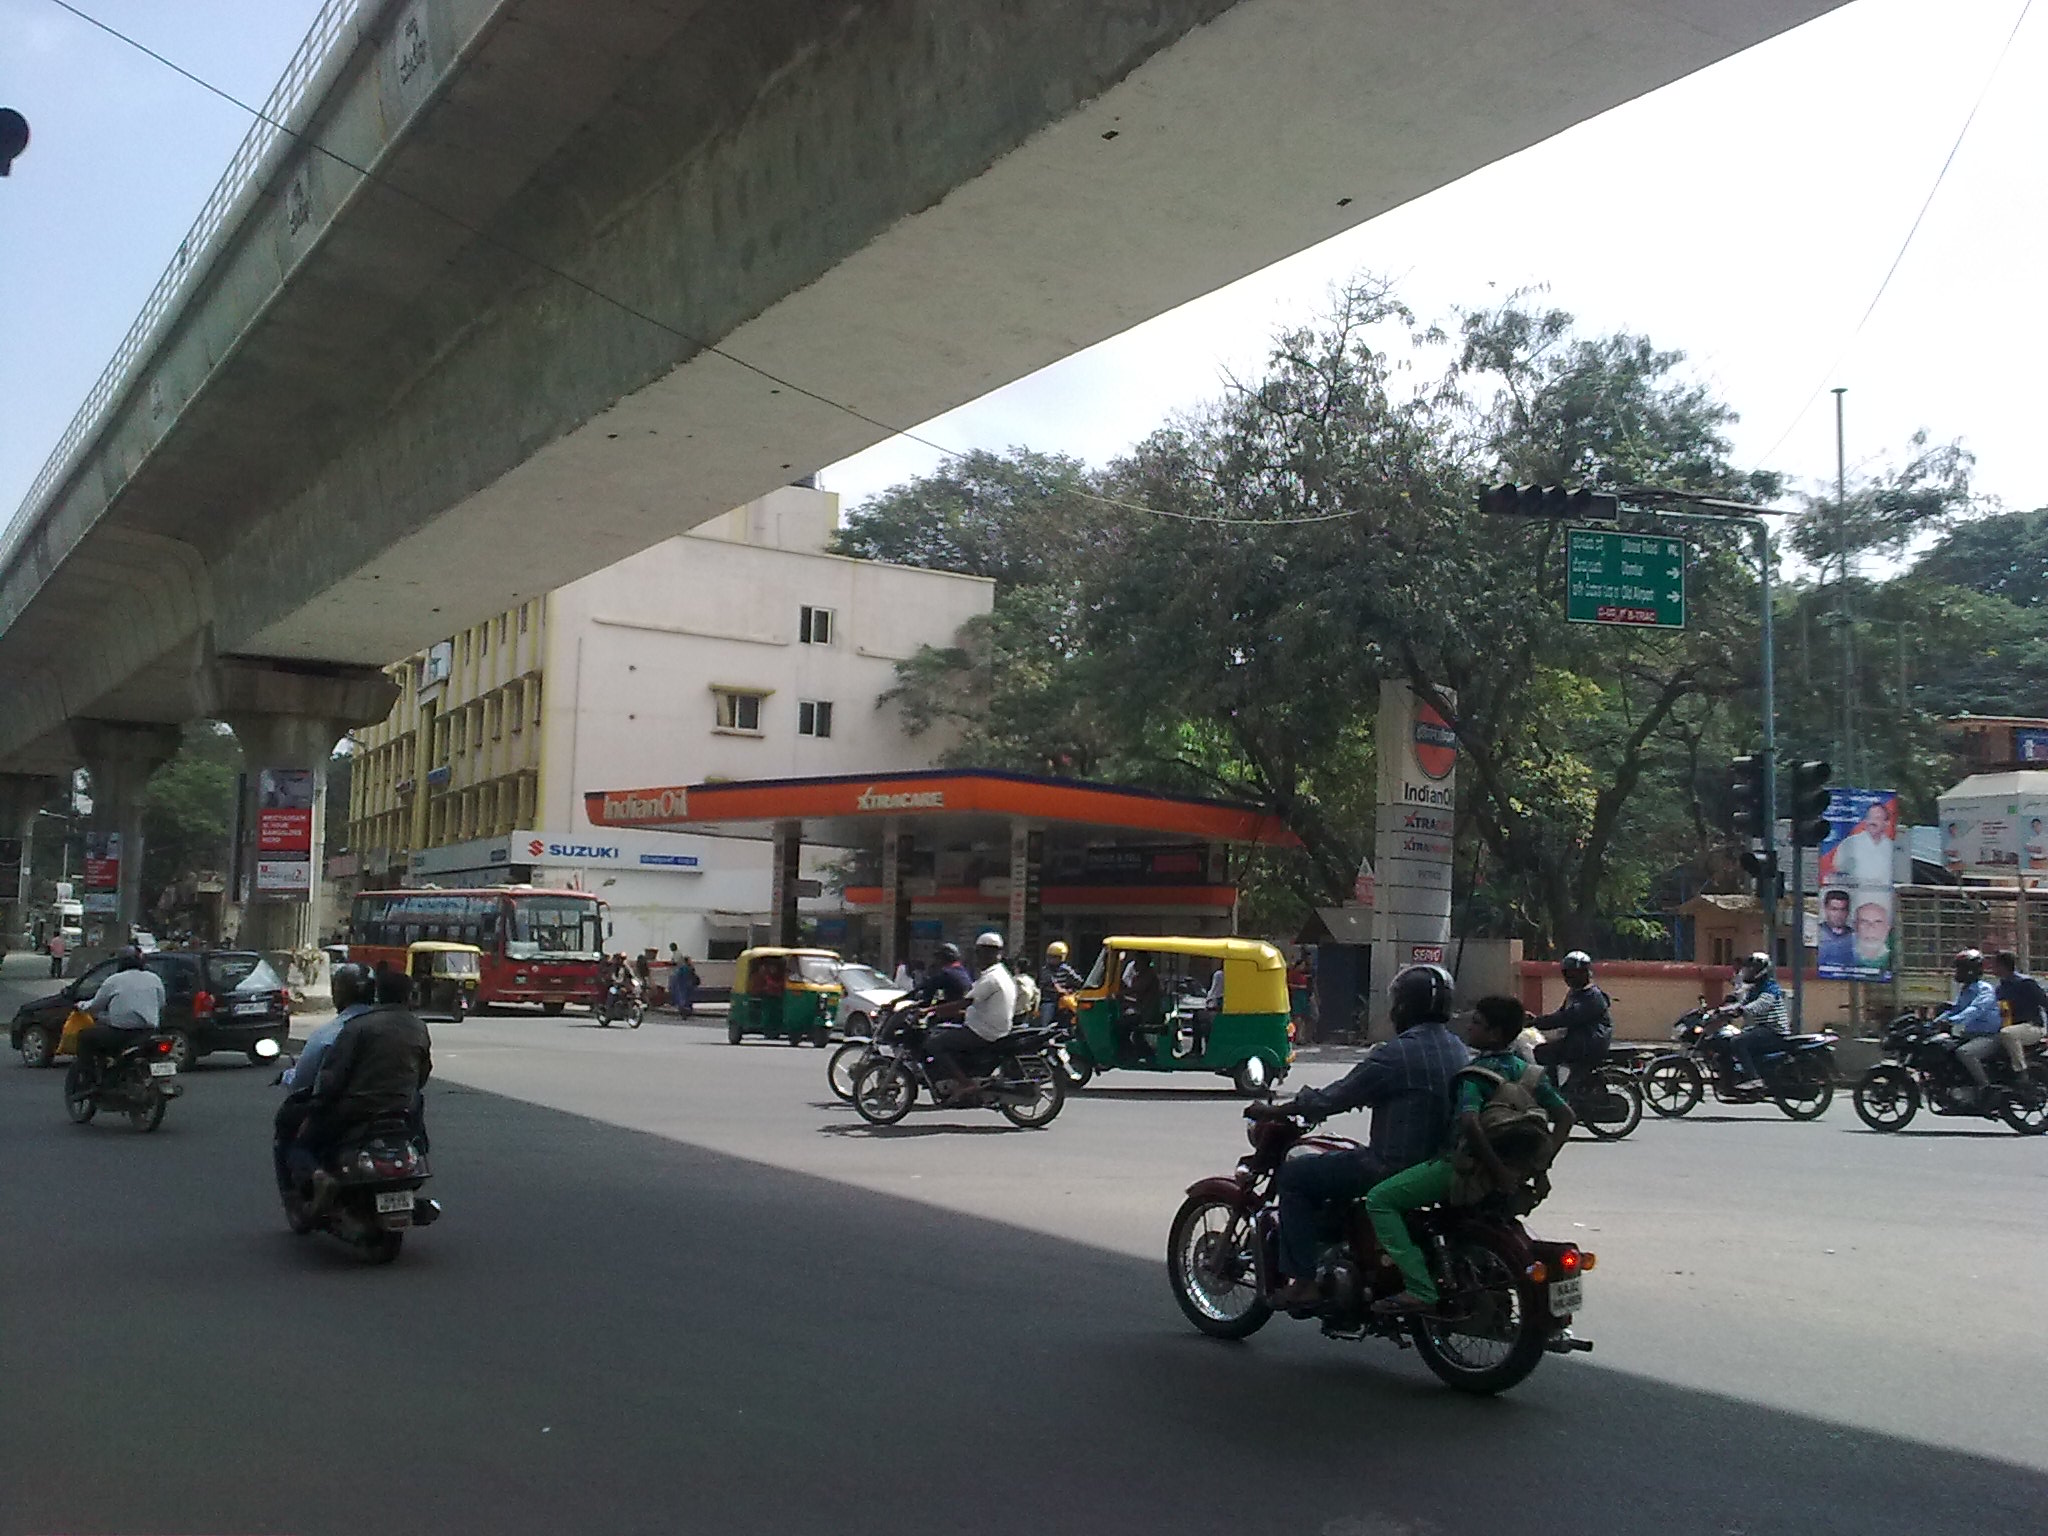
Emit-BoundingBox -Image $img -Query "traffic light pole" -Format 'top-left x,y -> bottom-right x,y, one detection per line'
1755,520 -> 1781,981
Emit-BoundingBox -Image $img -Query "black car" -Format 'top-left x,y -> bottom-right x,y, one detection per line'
11,950 -> 291,1070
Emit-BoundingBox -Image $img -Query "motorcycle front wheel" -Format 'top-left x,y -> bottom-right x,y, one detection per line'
1852,1066 -> 1917,1131
1056,1045 -> 1094,1089
852,1060 -> 917,1126
1771,1055 -> 1834,1121
1577,1067 -> 1643,1140
1641,1055 -> 1703,1118
1411,1224 -> 1549,1395
1166,1194 -> 1271,1340
827,1041 -> 870,1102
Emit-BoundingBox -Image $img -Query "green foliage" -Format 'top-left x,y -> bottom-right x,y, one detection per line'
142,724 -> 238,906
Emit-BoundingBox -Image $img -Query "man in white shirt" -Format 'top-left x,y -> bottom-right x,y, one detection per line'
925,932 -> 1014,1101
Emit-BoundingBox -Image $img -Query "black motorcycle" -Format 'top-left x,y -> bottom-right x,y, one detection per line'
1852,1013 -> 2048,1135
255,1038 -> 442,1263
64,1031 -> 180,1132
1641,1007 -> 1837,1120
596,981 -> 644,1029
1553,1055 -> 1644,1140
850,1010 -> 1065,1128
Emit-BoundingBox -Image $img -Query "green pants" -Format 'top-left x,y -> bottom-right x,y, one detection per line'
1363,1156 -> 1456,1302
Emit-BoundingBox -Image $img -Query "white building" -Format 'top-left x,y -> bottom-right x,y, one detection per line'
348,485 -> 993,963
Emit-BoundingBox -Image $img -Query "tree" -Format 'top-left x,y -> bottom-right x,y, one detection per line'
1915,507 -> 2048,609
142,724 -> 238,908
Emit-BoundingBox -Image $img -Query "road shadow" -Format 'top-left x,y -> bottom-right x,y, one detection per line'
816,1119 -> 1025,1139
2,1066 -> 2040,1536
1072,1084 -> 1246,1102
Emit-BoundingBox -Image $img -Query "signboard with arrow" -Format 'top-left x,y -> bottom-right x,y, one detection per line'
1565,528 -> 1686,629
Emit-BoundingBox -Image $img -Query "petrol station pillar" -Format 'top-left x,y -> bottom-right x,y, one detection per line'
880,822 -> 913,975
1008,820 -> 1043,970
769,820 -> 802,946
214,660 -> 400,996
71,721 -> 183,958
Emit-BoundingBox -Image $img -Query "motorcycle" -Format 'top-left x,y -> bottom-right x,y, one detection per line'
596,979 -> 644,1029
63,1031 -> 180,1132
253,1037 -> 441,1263
1852,1012 -> 2048,1135
1640,1006 -> 1837,1121
1166,1101 -> 1593,1395
1552,1056 -> 1643,1140
849,1010 -> 1066,1129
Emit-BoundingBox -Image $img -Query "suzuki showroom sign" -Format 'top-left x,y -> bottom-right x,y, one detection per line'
255,767 -> 316,896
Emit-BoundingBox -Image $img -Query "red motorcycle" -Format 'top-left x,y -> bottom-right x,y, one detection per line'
1166,1103 -> 1593,1395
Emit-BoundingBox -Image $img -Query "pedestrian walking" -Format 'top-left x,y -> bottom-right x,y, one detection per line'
48,929 -> 66,978
670,954 -> 700,1017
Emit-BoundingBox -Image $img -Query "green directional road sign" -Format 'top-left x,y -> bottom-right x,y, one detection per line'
1565,527 -> 1686,629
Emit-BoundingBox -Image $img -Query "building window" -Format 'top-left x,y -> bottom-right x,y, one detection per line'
498,614 -> 508,646
489,693 -> 503,740
531,675 -> 543,728
460,631 -> 470,666
797,700 -> 834,739
508,679 -> 524,733
518,602 -> 529,635
471,702 -> 485,751
799,605 -> 833,645
714,689 -> 765,733
452,712 -> 467,753
480,622 -> 490,657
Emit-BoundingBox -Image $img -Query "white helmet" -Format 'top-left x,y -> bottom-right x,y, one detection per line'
974,931 -> 1005,953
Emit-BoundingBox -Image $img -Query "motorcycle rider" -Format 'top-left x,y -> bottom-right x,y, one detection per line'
921,931 -> 1015,1101
1039,940 -> 1083,1025
272,963 -> 374,1194
1256,964 -> 1471,1315
908,942 -> 973,1007
293,965 -> 435,1212
1528,950 -> 1613,1084
1937,948 -> 2003,1099
72,946 -> 165,1087
1721,951 -> 1788,1086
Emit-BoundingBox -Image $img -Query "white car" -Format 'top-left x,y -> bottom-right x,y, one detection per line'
835,963 -> 906,1038
129,931 -> 160,953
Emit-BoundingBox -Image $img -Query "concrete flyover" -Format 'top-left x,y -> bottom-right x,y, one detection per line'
0,0 -> 1844,774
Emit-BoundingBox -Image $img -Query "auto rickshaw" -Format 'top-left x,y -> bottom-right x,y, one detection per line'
406,941 -> 483,1020
1067,936 -> 1292,1094
727,947 -> 843,1046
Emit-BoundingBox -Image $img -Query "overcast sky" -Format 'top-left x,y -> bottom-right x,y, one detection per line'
2,0 -> 2041,532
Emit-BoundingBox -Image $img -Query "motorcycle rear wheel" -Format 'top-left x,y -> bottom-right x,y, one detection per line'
998,1058 -> 1065,1128
1999,1064 -> 2048,1135
828,1041 -> 870,1102
1411,1225 -> 1549,1395
1166,1195 -> 1271,1339
1771,1056 -> 1834,1121
1576,1068 -> 1643,1140
1852,1066 -> 1917,1131
1641,1056 -> 1703,1118
128,1096 -> 166,1133
363,1231 -> 404,1265
852,1060 -> 917,1126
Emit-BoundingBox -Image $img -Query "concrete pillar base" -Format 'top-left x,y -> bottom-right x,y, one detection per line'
71,721 -> 182,967
0,773 -> 60,950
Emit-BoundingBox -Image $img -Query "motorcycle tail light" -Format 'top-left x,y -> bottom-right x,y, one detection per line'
1557,1246 -> 1583,1274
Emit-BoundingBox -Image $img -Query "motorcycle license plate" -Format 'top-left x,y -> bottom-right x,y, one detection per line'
148,1061 -> 178,1077
374,1191 -> 415,1214
1550,1277 -> 1584,1316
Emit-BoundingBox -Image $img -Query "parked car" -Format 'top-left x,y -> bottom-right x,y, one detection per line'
834,962 -> 906,1039
128,930 -> 160,953
11,950 -> 290,1070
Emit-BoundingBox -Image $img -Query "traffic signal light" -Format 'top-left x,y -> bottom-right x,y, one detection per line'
1788,759 -> 1833,847
0,109 -> 25,177
1741,848 -> 1783,907
1729,753 -> 1771,841
1477,484 -> 1621,521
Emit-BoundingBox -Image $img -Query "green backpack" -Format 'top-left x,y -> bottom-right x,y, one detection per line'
1448,1063 -> 1559,1205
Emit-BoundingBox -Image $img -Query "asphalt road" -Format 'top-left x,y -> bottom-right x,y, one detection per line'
3,957 -> 2043,1536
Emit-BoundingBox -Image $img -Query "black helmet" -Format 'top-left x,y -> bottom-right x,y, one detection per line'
1740,951 -> 1771,983
1561,950 -> 1594,984
935,942 -> 961,963
116,945 -> 145,971
1954,948 -> 1985,984
330,961 -> 372,1010
1387,964 -> 1454,1030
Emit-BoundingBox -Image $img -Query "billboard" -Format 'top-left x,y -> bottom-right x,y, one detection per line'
1813,789 -> 1898,982
1938,788 -> 2048,876
255,767 -> 316,896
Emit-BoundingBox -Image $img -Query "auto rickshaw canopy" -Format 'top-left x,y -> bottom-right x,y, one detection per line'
1094,935 -> 1288,1015
407,941 -> 483,975
734,947 -> 843,992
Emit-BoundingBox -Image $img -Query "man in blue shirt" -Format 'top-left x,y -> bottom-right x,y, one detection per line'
1255,964 -> 1470,1315
272,963 -> 373,1194
1939,948 -> 2004,1096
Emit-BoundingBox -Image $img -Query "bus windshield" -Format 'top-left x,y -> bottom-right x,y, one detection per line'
507,897 -> 604,959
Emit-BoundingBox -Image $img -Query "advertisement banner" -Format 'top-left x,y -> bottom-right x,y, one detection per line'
1813,789 -> 1899,982
255,768 -> 316,897
1938,792 -> 2048,876
84,831 -> 119,892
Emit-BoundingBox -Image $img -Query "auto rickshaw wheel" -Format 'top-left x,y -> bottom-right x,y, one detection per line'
808,1027 -> 830,1048
1232,1057 -> 1272,1096
727,1020 -> 744,1045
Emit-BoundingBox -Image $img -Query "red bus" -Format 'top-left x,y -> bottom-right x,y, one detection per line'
347,886 -> 610,1012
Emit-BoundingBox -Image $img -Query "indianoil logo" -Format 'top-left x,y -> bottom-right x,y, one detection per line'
1414,704 -> 1457,781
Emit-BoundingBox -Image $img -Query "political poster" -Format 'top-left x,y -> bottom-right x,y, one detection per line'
255,767 -> 316,896
1813,789 -> 1898,982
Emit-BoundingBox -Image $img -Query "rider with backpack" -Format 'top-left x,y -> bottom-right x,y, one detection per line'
1364,994 -> 1575,1317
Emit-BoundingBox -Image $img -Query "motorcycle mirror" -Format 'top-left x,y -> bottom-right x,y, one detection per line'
252,1037 -> 282,1061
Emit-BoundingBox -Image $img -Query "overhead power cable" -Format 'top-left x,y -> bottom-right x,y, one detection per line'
43,0 -> 1361,529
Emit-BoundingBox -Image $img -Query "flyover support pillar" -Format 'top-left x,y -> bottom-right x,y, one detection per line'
215,660 -> 400,1000
769,821 -> 802,947
0,773 -> 60,950
72,722 -> 182,959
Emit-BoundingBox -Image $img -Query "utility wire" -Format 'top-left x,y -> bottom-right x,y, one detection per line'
1751,0 -> 2033,477
45,0 -> 1361,529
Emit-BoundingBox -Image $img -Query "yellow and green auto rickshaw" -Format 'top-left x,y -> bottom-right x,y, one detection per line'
1066,936 -> 1292,1094
727,947 -> 844,1047
406,941 -> 483,1020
